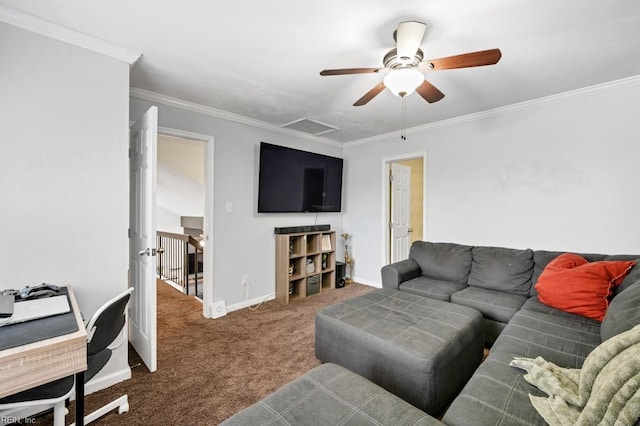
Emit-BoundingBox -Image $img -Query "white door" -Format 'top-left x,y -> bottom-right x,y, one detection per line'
129,106 -> 158,372
390,163 -> 411,263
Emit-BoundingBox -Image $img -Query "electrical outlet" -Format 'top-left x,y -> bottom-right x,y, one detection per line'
241,275 -> 248,286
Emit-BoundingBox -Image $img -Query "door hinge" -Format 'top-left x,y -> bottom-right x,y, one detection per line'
128,228 -> 132,238
389,222 -> 394,229
389,173 -> 394,182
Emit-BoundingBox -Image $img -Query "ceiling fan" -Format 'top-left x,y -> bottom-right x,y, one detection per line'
320,21 -> 502,106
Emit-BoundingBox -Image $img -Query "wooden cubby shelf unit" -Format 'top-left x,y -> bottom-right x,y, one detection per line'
276,230 -> 336,303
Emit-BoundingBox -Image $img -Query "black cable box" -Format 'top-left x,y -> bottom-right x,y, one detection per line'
274,224 -> 330,234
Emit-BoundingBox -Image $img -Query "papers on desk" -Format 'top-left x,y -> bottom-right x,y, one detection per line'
0,295 -> 70,327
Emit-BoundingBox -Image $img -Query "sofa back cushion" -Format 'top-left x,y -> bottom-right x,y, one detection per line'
409,241 -> 472,284
467,246 -> 533,295
601,275 -> 640,341
603,255 -> 640,295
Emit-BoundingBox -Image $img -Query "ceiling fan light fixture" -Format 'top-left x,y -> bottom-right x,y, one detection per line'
383,68 -> 424,97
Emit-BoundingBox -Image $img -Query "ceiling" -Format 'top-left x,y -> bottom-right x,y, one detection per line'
2,0 -> 640,143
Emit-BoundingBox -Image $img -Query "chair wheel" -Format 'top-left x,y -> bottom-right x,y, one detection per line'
118,402 -> 129,414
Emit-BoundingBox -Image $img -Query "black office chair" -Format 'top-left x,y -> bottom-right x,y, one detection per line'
0,376 -> 74,426
72,287 -> 133,425
0,287 -> 134,426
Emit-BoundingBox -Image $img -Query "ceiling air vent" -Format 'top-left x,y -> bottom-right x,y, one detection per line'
281,118 -> 339,136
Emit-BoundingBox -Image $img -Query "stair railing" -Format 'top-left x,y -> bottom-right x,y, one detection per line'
156,231 -> 203,298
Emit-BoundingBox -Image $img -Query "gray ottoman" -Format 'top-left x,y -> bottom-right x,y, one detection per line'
315,289 -> 484,416
221,363 -> 443,425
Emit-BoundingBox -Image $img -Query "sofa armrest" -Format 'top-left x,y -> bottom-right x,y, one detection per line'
381,258 -> 421,289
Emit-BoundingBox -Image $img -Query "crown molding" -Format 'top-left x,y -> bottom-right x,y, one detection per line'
129,87 -> 343,148
345,74 -> 640,147
0,5 -> 140,64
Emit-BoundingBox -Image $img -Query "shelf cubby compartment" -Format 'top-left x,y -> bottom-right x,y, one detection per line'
289,257 -> 305,281
306,233 -> 321,254
322,271 -> 335,289
288,278 -> 305,300
307,254 -> 322,276
321,252 -> 335,272
321,232 -> 335,253
289,235 -> 306,258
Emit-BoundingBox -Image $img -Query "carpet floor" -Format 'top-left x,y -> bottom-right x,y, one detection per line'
44,280 -> 374,425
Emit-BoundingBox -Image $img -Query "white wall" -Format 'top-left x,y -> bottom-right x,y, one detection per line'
130,98 -> 344,308
0,23 -> 131,385
157,135 -> 205,233
343,78 -> 640,286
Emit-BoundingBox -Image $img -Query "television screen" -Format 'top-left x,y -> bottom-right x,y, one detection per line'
258,142 -> 343,213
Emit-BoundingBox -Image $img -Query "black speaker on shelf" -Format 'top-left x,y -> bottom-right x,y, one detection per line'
336,261 -> 346,288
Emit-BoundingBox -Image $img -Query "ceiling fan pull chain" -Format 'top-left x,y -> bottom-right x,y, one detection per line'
401,96 -> 407,140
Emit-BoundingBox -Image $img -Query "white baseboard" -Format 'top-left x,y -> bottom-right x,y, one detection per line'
353,277 -> 381,288
226,294 -> 275,313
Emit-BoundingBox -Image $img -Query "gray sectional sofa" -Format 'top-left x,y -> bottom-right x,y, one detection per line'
381,241 -> 640,425
223,241 -> 640,425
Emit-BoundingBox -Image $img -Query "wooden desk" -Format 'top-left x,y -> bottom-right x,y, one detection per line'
0,286 -> 87,424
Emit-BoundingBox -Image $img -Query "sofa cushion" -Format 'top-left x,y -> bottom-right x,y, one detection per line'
494,309 -> 602,365
443,309 -> 602,426
443,352 -> 549,426
612,261 -> 640,295
520,297 -> 606,325
409,241 -> 473,284
399,276 -> 467,302
468,246 -> 533,295
601,279 -> 640,341
535,253 -> 636,321
451,287 -> 528,323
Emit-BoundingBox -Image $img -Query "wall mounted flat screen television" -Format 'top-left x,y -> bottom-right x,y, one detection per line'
258,142 -> 343,213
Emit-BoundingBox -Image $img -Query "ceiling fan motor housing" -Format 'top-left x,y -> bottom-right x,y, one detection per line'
384,48 -> 424,70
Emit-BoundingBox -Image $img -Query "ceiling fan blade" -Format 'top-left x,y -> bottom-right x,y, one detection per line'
354,82 -> 386,106
396,21 -> 427,64
320,68 -> 382,76
422,48 -> 502,71
415,80 -> 445,103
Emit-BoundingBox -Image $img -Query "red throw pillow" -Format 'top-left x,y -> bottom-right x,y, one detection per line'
535,253 -> 636,321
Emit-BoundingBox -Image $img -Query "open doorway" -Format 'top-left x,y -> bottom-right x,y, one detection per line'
156,128 -> 214,312
152,127 -> 214,318
156,134 -> 206,299
384,154 -> 426,264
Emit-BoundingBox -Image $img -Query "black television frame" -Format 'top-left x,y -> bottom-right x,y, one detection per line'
257,142 -> 344,213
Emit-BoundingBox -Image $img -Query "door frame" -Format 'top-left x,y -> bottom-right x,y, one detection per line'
381,152 -> 427,266
156,126 -> 215,319
389,162 -> 412,263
